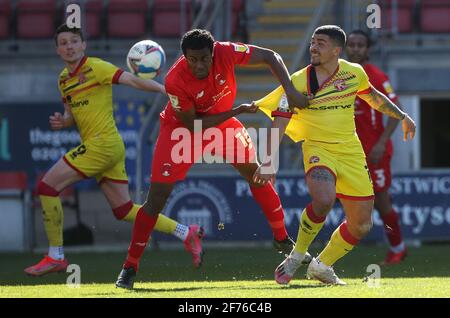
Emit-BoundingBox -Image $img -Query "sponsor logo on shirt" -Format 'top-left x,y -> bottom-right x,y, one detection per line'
196,90 -> 204,99
232,43 -> 249,53
168,94 -> 181,110
382,81 -> 397,99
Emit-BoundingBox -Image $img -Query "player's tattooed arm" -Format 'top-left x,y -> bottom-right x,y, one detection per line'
359,86 -> 416,141
359,86 -> 405,120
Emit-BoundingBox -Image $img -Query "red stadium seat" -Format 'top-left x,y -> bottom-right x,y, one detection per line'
232,0 -> 244,36
85,0 -> 103,39
152,0 -> 191,38
0,0 -> 11,39
16,0 -> 57,39
107,0 -> 148,38
380,0 -> 415,33
420,0 -> 450,33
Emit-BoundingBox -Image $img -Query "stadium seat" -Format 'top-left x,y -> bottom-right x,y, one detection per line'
107,0 -> 148,38
381,0 -> 415,33
16,0 -> 57,39
420,0 -> 450,33
232,0 -> 244,36
85,0 -> 103,39
0,0 -> 11,39
152,0 -> 192,38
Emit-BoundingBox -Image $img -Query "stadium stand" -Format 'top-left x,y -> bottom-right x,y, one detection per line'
107,0 -> 148,38
85,0 -> 103,39
16,0 -> 57,39
152,0 -> 192,37
420,0 -> 450,33
0,0 -> 11,39
380,0 -> 416,33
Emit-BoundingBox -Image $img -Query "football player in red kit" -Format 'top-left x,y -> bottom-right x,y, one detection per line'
115,29 -> 309,289
346,30 -> 407,265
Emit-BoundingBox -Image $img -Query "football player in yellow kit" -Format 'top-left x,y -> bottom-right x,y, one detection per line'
252,25 -> 416,285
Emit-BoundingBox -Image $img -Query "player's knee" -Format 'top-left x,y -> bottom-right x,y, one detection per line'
312,197 -> 335,216
36,180 -> 60,197
112,201 -> 133,220
353,220 -> 373,238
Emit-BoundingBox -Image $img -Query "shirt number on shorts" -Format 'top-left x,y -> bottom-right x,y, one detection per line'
374,169 -> 386,188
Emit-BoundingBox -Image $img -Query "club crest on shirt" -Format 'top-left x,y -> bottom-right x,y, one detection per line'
78,72 -> 87,84
309,155 -> 320,164
333,79 -> 347,91
215,73 -> 226,85
162,163 -> 172,177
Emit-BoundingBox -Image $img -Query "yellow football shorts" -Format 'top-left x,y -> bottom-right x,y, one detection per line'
63,134 -> 128,184
302,136 -> 374,200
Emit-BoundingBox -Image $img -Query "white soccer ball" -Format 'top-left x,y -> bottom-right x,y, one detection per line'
126,40 -> 166,79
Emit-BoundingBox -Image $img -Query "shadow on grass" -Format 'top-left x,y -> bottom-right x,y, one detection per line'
1,245 -> 449,287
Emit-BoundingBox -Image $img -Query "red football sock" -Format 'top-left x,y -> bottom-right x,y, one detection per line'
380,209 -> 403,247
124,208 -> 158,271
250,183 -> 288,241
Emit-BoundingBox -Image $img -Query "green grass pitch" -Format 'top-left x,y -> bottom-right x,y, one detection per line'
1,244 -> 449,298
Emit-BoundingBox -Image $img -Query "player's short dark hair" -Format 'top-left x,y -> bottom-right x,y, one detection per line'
54,24 -> 84,45
348,29 -> 372,48
181,29 -> 215,56
314,25 -> 346,48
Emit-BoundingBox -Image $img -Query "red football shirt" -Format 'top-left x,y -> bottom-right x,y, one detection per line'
354,63 -> 399,156
161,41 -> 253,125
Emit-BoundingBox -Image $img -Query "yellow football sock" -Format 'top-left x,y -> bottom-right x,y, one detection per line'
294,204 -> 326,254
318,223 -> 358,266
40,195 -> 64,246
122,204 -> 140,222
154,213 -> 177,234
122,204 -> 177,235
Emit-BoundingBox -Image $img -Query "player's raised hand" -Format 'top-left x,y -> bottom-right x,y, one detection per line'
236,102 -> 259,114
253,164 -> 275,186
402,114 -> 416,141
49,112 -> 64,130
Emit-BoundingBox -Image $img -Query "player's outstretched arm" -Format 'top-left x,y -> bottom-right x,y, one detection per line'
175,102 -> 258,131
118,71 -> 165,94
247,46 -> 308,111
253,116 -> 290,185
359,87 -> 416,141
